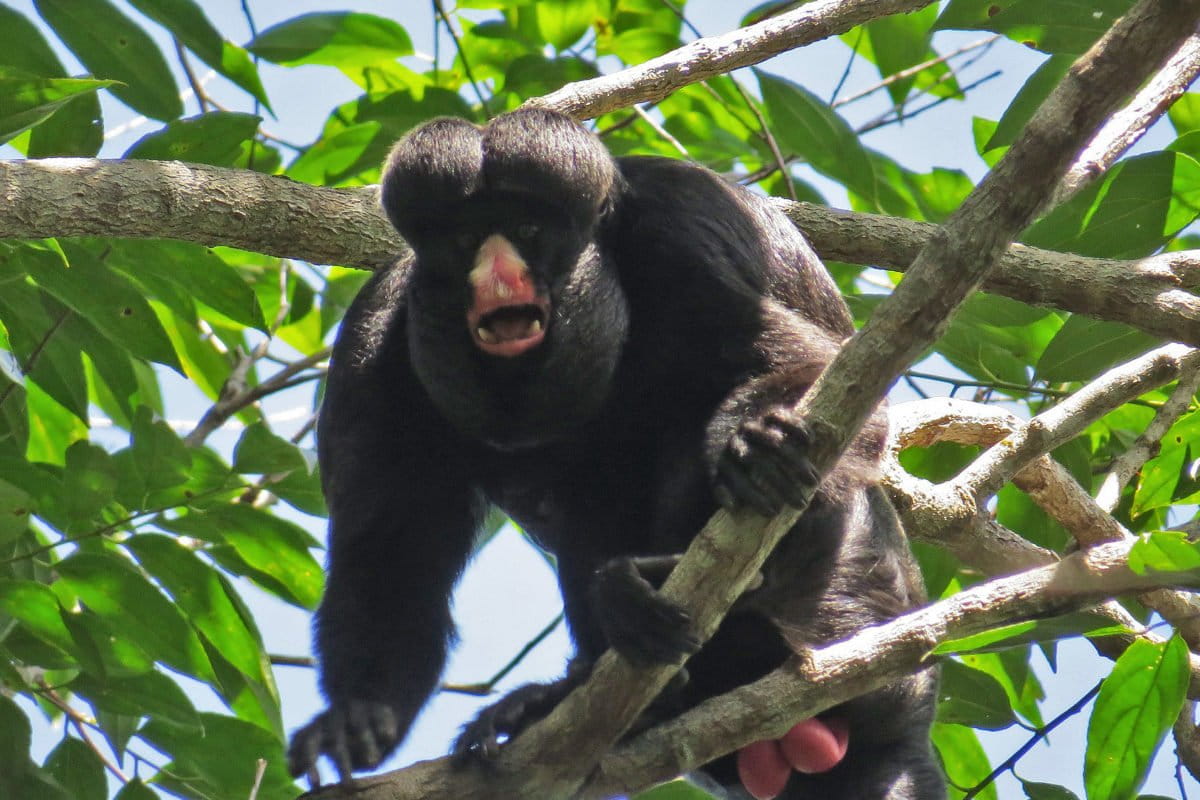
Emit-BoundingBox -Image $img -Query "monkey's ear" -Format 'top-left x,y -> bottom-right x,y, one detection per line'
481,109 -> 616,219
381,117 -> 484,242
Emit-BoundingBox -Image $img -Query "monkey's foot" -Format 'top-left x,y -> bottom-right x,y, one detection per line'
287,700 -> 400,788
714,410 -> 820,517
454,673 -> 584,762
591,556 -> 701,665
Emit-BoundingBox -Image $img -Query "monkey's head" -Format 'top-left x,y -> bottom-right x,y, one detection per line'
380,110 -> 629,447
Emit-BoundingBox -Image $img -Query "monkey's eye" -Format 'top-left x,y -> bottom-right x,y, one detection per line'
516,223 -> 540,240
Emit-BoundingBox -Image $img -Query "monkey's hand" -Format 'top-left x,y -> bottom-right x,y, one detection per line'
591,556 -> 701,665
287,699 -> 400,788
712,407 -> 821,517
454,668 -> 588,762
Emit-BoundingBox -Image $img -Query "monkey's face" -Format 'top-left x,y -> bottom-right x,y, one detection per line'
465,225 -> 551,358
405,200 -> 627,449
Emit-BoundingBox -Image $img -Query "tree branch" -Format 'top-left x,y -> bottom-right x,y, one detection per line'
527,0 -> 937,120
4,161 -> 1200,347
315,537 -> 1198,800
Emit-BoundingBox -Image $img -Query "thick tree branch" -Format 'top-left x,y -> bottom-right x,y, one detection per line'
309,538 -> 1199,800
528,0 -> 936,120
784,203 -> 1200,346
4,161 -> 1200,346
888,397 -> 1200,661
584,538 -> 1197,798
0,159 -> 399,269
1050,33 -> 1200,207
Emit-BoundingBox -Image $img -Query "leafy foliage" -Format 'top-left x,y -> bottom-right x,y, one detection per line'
0,1 -> 1198,799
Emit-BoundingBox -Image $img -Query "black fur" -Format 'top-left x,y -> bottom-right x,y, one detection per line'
287,108 -> 942,799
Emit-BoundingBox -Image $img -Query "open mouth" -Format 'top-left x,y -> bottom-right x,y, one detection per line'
468,300 -> 550,357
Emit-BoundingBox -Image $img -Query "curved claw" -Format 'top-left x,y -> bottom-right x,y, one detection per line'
454,677 -> 581,763
287,700 -> 401,788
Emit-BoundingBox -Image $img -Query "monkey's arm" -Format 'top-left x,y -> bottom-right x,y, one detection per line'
288,268 -> 483,785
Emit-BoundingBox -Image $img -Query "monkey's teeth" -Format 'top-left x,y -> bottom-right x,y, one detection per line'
477,327 -> 497,343
529,319 -> 542,334
495,283 -> 511,299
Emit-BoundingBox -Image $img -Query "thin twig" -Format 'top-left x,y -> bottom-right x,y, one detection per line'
36,680 -> 130,784
173,39 -> 209,114
830,27 -> 864,105
857,69 -> 1001,134
431,0 -> 490,118
0,306 -> 71,411
184,347 -> 331,447
962,681 -> 1102,800
832,35 -> 1000,109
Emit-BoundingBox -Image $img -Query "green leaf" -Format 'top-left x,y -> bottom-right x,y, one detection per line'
55,551 -> 217,683
126,0 -> 270,109
27,87 -> 103,157
140,714 -> 294,799
848,6 -> 954,108
458,20 -> 536,81
0,579 -> 76,656
152,303 -> 234,399
59,606 -> 155,678
269,462 -> 326,517
1131,443 -> 1185,517
113,779 -> 159,800
935,612 -> 1129,655
248,12 -> 413,67
500,54 -> 598,99
124,112 -> 261,167
93,710 -> 138,760
935,0 -> 1134,54
26,242 -> 181,372
757,70 -> 878,208
71,670 -> 202,731
233,423 -> 313,476
936,293 -> 1061,387
43,737 -> 105,800
1036,317 -> 1158,384
35,0 -> 182,120
609,28 -> 680,64
0,477 -> 32,545
1128,531 -> 1200,577
0,5 -> 65,76
62,441 -> 117,524
535,0 -> 597,50
0,76 -> 113,146
286,121 -> 384,186
1085,636 -> 1190,800
110,241 -> 266,331
1023,780 -> 1081,800
1169,93 -> 1200,135
23,380 -> 86,464
986,55 -> 1072,151
0,696 -> 71,800
157,505 -> 323,610
128,405 -> 190,492
937,660 -> 1017,730
633,779 -> 718,799
125,533 -> 271,686
1024,151 -> 1200,260
932,723 -> 997,800
0,5 -> 105,156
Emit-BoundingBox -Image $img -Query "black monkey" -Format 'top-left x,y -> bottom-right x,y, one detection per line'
287,108 -> 942,800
